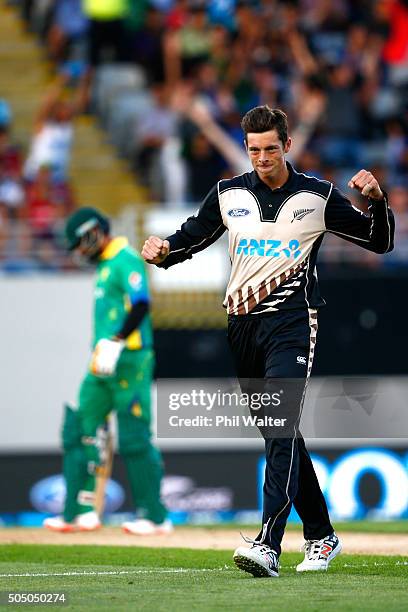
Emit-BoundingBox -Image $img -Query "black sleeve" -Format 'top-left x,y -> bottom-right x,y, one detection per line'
157,184 -> 226,269
115,301 -> 149,340
324,186 -> 394,254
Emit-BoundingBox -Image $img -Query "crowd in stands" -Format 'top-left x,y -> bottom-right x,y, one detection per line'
3,0 -> 408,270
0,93 -> 79,271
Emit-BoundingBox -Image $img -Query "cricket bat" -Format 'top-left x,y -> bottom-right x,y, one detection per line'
94,417 -> 114,517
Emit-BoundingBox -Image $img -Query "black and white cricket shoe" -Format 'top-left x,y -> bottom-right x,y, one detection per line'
233,543 -> 279,578
296,532 -> 342,572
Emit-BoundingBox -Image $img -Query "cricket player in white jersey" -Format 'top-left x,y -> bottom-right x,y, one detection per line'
142,106 -> 394,577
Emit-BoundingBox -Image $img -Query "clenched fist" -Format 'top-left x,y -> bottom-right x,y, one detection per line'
348,170 -> 383,200
141,236 -> 170,264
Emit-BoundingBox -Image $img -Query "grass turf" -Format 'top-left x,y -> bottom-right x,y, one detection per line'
192,520 -> 408,534
0,545 -> 407,611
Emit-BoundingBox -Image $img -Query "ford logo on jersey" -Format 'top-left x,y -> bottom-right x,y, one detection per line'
237,238 -> 302,258
228,208 -> 250,217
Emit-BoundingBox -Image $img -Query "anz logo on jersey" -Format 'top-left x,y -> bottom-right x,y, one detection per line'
236,238 -> 302,258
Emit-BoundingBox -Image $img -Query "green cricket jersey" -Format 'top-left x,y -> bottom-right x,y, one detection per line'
93,237 -> 153,350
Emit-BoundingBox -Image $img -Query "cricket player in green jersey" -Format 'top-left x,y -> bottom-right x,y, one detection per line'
44,207 -> 172,535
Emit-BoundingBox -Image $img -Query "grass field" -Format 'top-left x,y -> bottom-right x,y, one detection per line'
1,544 -> 407,611
196,520 -> 408,534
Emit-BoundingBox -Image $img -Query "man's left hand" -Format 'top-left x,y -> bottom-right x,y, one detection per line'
348,170 -> 383,200
90,338 -> 124,376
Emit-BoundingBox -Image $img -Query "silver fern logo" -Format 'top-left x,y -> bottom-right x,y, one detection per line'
291,208 -> 315,222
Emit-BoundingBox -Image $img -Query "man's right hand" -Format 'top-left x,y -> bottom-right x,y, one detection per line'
141,236 -> 170,264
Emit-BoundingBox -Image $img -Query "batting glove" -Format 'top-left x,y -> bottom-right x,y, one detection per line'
90,338 -> 124,376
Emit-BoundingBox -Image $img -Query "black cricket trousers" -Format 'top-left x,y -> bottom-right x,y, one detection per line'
228,308 -> 333,555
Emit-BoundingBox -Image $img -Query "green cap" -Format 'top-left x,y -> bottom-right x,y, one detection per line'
65,207 -> 110,250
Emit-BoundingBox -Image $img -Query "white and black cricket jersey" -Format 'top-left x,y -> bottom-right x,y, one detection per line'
159,163 -> 394,316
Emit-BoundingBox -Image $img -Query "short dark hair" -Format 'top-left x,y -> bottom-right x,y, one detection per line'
241,106 -> 288,145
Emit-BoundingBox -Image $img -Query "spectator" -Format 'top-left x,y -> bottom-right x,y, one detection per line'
207,0 -> 236,31
0,177 -> 25,266
24,164 -> 74,234
319,63 -> 363,166
381,0 -> 408,86
47,0 -> 89,65
384,119 -> 408,181
129,6 -> 166,84
82,0 -> 130,67
0,173 -> 25,221
23,163 -> 74,269
0,108 -> 26,263
0,125 -> 22,179
0,99 -> 12,129
165,0 -> 189,31
183,129 -> 225,201
163,3 -> 213,85
133,83 -> 181,202
24,73 -> 89,182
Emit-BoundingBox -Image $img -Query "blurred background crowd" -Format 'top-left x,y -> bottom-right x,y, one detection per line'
1,0 -> 408,271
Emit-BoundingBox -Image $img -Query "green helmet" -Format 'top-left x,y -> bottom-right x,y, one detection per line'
65,207 -> 110,251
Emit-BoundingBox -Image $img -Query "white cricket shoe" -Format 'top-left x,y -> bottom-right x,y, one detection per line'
43,511 -> 101,533
122,518 -> 173,536
233,543 -> 279,578
75,511 -> 101,531
296,532 -> 342,572
43,516 -> 76,533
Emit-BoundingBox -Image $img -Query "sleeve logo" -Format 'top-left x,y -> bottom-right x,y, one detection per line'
129,272 -> 142,290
